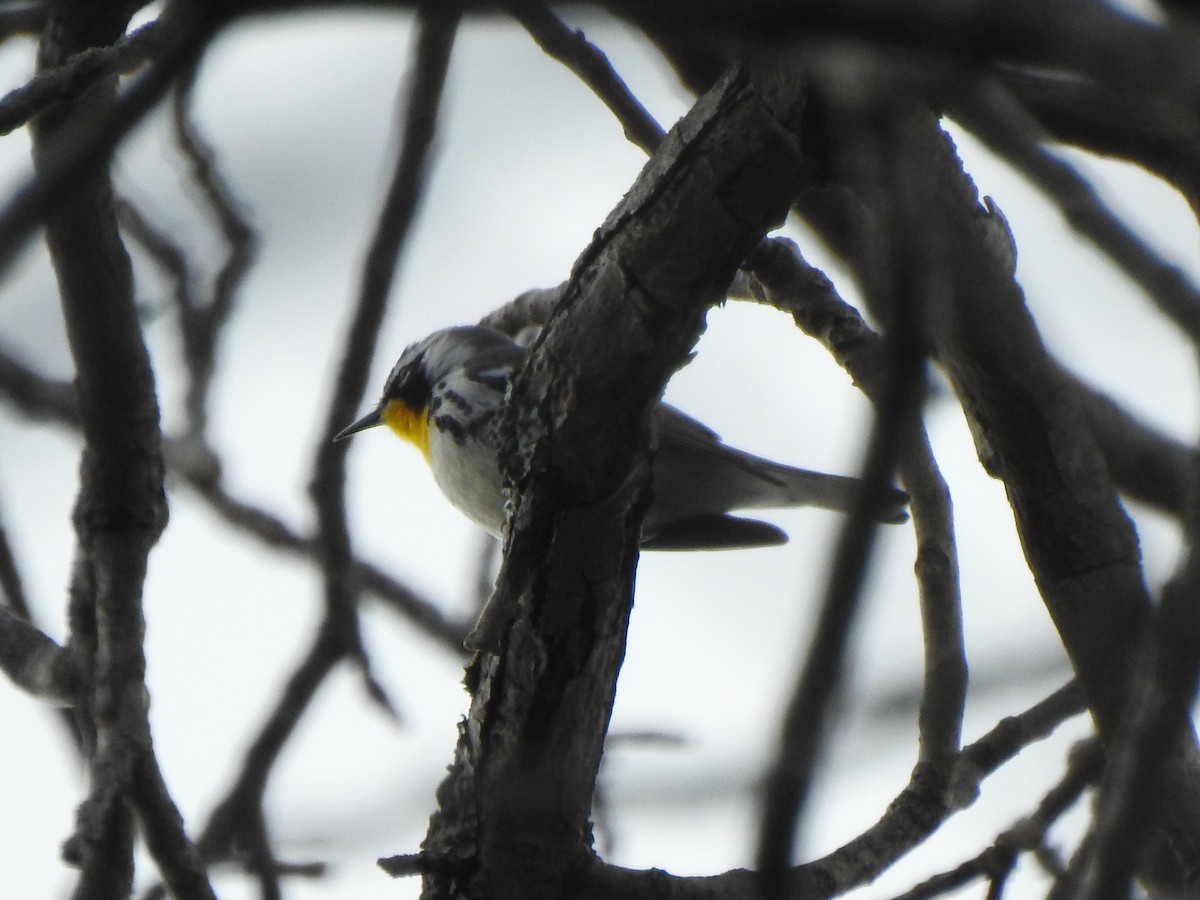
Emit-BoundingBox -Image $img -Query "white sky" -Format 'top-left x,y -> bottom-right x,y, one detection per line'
0,9 -> 1196,899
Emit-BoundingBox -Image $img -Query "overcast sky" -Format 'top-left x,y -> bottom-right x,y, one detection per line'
0,9 -> 1196,899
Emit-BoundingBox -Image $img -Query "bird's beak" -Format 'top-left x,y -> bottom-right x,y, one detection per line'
333,406 -> 383,442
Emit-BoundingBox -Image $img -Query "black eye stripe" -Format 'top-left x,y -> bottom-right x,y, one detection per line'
385,363 -> 432,409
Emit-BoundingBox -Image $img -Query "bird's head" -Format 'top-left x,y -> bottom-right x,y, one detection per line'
333,326 -> 522,459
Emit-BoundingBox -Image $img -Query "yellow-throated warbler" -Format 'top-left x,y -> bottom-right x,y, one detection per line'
335,325 -> 908,549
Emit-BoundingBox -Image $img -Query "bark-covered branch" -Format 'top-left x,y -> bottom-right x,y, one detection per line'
0,604 -> 79,704
33,1 -> 212,896
882,109 -> 1200,889
0,0 -> 216,277
416,63 -> 810,900
0,17 -> 162,136
888,739 -> 1102,900
744,236 -> 967,896
950,76 -> 1200,344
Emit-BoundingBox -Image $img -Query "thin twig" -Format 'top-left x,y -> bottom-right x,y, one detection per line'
756,104 -> 935,899
509,3 -> 665,154
0,498 -> 31,619
0,17 -> 162,135
952,681 -> 1087,806
0,1 -> 216,278
116,194 -> 194,317
169,61 -> 256,438
309,1 -> 460,711
0,604 -> 78,703
885,740 -> 1102,900
188,11 -> 461,890
745,236 -> 968,893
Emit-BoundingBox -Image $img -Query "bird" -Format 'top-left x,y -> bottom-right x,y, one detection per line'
335,324 -> 908,549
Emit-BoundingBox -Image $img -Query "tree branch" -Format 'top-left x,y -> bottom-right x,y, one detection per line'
190,10 -> 460,893
996,66 -> 1200,215
572,682 -> 1086,900
0,604 -> 79,704
0,17 -> 162,136
34,0 -> 213,895
1074,496 -> 1200,895
757,91 -> 946,896
747,235 -> 968,895
951,74 -> 1200,345
886,740 -> 1102,900
418,62 -> 810,900
0,0 -> 216,278
889,106 -> 1200,888
509,3 -> 665,154
168,60 -> 257,440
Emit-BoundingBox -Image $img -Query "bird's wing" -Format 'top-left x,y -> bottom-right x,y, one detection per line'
654,403 -> 789,488
651,402 -> 909,524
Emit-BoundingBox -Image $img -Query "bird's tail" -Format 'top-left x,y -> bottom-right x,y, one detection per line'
761,463 -> 909,524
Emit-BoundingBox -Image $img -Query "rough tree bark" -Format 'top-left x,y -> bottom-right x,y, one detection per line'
417,63 -> 813,900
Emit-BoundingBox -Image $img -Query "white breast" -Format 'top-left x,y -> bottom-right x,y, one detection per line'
426,402 -> 507,537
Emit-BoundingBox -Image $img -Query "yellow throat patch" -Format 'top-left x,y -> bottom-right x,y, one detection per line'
381,398 -> 431,461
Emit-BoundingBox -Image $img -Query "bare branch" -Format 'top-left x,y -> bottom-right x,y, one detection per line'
885,740 -> 1101,900
169,62 -> 257,438
951,75 -> 1200,345
0,1 -> 216,279
116,194 -> 194,316
423,62 -> 811,900
1069,373 -> 1195,519
891,104 -> 1200,886
33,1 -> 213,895
951,680 -> 1087,808
190,640 -> 336,893
509,3 -> 665,154
309,0 -> 458,709
130,753 -> 220,900
603,0 -> 1200,105
0,605 -> 79,704
747,234 -> 967,894
997,66 -> 1200,215
0,17 -> 162,136
573,682 -> 1086,900
756,102 -> 937,898
1074,518 -> 1200,895
190,9 -> 461,888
